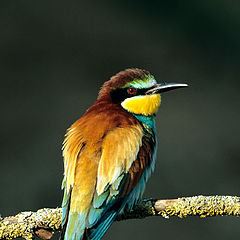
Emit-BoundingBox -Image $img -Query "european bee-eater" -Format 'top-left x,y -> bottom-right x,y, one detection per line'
61,68 -> 187,240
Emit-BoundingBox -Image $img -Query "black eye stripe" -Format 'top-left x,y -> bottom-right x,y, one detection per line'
110,87 -> 153,104
136,88 -> 149,95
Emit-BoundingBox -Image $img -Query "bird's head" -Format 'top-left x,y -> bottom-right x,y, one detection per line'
98,68 -> 187,116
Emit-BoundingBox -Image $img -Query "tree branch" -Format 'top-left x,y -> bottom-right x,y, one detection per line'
0,195 -> 239,240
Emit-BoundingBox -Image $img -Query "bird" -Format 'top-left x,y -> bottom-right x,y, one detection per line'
60,68 -> 187,240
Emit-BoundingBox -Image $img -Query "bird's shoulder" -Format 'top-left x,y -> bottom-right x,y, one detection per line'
71,100 -> 141,141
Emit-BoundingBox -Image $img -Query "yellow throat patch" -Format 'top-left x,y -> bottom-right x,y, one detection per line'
121,94 -> 161,116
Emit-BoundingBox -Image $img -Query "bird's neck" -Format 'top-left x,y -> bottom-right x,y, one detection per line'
132,114 -> 156,132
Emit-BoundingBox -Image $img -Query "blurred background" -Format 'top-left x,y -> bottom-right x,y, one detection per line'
0,0 -> 239,239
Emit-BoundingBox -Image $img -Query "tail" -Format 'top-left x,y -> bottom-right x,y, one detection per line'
61,212 -> 87,240
60,210 -> 118,240
84,210 -> 118,240
60,187 -> 120,240
60,187 -> 87,240
60,178 -> 126,240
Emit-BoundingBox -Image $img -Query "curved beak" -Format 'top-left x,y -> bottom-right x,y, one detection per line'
146,83 -> 188,95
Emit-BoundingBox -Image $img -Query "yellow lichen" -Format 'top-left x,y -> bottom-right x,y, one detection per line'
152,207 -> 156,216
156,196 -> 240,219
0,208 -> 62,240
1,196 -> 240,239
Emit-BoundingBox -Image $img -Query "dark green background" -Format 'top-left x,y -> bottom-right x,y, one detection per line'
0,1 -> 239,239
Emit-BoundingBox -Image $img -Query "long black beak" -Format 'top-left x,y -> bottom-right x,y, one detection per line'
146,83 -> 188,95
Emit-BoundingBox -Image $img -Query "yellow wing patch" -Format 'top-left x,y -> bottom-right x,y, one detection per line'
121,94 -> 161,116
97,125 -> 143,195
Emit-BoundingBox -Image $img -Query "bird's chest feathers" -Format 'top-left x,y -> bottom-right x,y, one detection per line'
121,94 -> 161,116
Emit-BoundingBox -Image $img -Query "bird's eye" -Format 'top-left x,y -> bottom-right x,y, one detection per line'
127,88 -> 136,95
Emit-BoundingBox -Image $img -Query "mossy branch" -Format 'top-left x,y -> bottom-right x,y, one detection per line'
0,195 -> 239,240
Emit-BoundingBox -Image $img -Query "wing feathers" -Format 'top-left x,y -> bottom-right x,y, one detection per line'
96,125 -> 143,195
62,126 -> 86,193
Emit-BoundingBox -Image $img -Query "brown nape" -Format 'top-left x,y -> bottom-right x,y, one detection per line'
97,68 -> 150,101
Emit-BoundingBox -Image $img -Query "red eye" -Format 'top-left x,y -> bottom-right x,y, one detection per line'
127,88 -> 136,95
